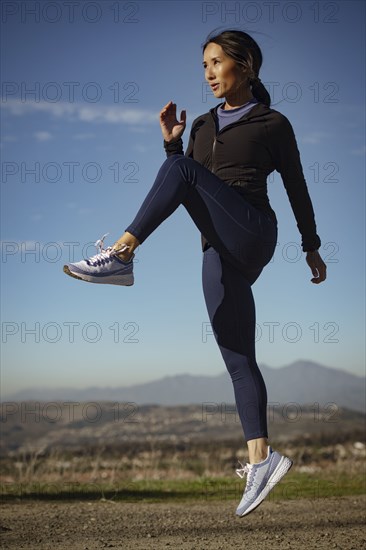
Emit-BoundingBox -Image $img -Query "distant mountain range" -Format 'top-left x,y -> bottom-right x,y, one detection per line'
3,361 -> 365,413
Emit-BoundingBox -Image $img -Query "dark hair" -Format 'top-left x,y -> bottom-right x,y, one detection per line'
202,29 -> 271,107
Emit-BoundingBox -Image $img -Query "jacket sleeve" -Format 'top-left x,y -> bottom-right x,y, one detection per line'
163,137 -> 184,156
270,114 -> 321,252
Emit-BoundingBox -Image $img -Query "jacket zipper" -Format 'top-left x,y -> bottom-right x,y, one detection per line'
212,136 -> 217,174
211,117 -> 240,174
210,106 -> 258,174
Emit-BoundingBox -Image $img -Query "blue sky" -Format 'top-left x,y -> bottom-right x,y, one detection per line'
1,0 -> 365,398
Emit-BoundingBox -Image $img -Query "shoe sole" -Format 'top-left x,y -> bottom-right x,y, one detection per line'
63,265 -> 83,280
63,265 -> 134,286
237,456 -> 293,517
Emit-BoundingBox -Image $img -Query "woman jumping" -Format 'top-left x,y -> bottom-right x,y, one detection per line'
63,29 -> 327,517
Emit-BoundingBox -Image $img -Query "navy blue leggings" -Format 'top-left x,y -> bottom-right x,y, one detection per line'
125,154 -> 278,441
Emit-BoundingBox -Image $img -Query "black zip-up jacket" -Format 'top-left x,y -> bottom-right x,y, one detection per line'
164,101 -> 321,253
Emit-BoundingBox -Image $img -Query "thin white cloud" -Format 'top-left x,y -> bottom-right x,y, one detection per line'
1,98 -> 159,126
301,131 -> 332,145
350,145 -> 366,156
2,135 -> 17,142
34,131 -> 52,142
78,207 -> 94,216
72,133 -> 96,140
130,126 -> 149,134
2,99 -> 75,117
133,144 -> 150,153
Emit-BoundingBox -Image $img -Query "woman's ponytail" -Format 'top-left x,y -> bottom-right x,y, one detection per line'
250,76 -> 271,107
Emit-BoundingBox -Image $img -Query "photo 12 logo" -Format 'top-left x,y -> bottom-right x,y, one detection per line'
1,401 -> 140,423
1,2 -> 140,24
1,321 -> 140,344
1,161 -> 140,184
1,81 -> 140,103
201,80 -> 340,105
201,2 -> 340,24
201,320 -> 340,344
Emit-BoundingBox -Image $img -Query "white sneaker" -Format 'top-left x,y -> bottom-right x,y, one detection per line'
63,233 -> 134,286
235,445 -> 293,517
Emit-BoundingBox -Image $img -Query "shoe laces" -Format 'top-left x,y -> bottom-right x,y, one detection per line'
85,233 -> 130,266
94,232 -> 110,254
236,462 -> 255,490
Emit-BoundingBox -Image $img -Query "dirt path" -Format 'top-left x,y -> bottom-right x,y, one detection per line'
1,495 -> 365,549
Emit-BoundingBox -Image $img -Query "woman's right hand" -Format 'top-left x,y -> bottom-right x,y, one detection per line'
306,250 -> 327,284
160,100 -> 186,143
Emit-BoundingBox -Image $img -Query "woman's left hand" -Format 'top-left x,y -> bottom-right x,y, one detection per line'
306,250 -> 327,284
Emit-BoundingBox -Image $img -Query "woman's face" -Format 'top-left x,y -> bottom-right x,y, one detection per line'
203,42 -> 249,99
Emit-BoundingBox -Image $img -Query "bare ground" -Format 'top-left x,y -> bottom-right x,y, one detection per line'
1,495 -> 365,550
